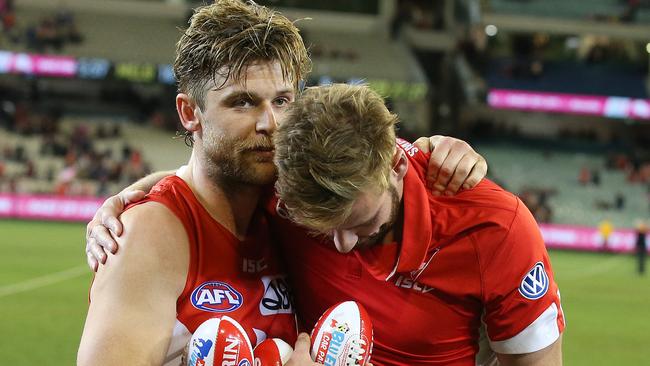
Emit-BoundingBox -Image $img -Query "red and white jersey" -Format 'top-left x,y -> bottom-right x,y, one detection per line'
266,139 -> 564,365
134,176 -> 297,365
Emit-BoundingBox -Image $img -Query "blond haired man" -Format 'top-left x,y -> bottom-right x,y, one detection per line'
271,84 -> 565,365
77,1 -> 315,365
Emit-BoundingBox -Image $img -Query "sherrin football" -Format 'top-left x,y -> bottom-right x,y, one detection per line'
186,316 -> 254,366
310,301 -> 373,366
254,338 -> 294,366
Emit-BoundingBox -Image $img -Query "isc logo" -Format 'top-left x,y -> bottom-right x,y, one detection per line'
191,281 -> 244,313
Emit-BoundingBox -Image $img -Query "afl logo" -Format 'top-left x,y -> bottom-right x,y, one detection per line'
519,262 -> 549,300
238,360 -> 251,366
191,281 -> 243,313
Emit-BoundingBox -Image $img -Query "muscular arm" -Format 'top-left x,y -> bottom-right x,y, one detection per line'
77,202 -> 189,366
497,335 -> 562,366
85,170 -> 175,270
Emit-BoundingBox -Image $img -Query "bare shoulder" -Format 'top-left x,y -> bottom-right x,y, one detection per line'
92,201 -> 189,299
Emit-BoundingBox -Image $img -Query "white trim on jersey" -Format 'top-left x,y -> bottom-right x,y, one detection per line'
489,302 -> 561,354
385,252 -> 401,281
163,320 -> 191,366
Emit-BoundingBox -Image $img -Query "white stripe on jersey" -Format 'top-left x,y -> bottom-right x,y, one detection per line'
489,302 -> 561,354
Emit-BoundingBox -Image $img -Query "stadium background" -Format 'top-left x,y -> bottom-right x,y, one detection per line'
0,0 -> 649,364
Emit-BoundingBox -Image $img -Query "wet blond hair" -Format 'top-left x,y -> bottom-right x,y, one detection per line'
174,0 -> 311,109
274,84 -> 398,232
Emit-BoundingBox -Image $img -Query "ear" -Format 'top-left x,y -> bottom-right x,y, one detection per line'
391,149 -> 408,181
176,93 -> 201,133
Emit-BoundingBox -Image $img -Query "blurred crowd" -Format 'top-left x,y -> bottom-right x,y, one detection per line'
0,1 -> 83,53
0,101 -> 151,197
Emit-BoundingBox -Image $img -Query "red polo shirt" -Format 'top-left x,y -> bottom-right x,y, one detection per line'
266,139 -> 564,365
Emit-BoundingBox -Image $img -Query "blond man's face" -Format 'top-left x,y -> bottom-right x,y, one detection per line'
330,184 -> 401,253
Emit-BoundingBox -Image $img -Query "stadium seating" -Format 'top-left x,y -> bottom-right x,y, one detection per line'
0,115 -> 188,197
488,0 -> 650,23
478,142 -> 648,228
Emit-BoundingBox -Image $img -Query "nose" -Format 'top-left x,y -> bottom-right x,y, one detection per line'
332,230 -> 358,253
257,102 -> 277,134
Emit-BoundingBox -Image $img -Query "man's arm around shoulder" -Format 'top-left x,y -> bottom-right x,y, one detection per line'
77,201 -> 189,366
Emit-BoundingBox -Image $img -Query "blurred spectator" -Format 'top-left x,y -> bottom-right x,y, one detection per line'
635,219 -> 647,275
620,0 -> 640,23
519,187 -> 554,223
24,159 -> 35,178
390,0 -> 440,39
579,166 -> 591,185
599,219 -> 614,252
591,169 -> 601,186
25,8 -> 83,53
54,158 -> 77,195
0,0 -> 15,37
615,192 -> 626,210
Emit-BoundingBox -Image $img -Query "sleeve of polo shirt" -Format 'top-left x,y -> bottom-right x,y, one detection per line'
479,198 -> 565,355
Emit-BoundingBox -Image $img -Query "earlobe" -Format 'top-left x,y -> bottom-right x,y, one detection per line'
392,150 -> 409,180
176,93 -> 201,132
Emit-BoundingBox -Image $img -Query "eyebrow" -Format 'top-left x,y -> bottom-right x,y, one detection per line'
221,88 -> 295,104
221,91 -> 260,105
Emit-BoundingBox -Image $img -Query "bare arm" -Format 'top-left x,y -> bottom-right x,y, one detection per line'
77,202 -> 189,365
85,170 -> 175,271
497,335 -> 562,366
413,135 -> 487,195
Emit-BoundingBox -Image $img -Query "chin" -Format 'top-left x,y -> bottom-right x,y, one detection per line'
246,165 -> 277,185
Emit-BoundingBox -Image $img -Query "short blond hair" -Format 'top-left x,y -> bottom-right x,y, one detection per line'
174,0 -> 311,110
274,84 -> 398,232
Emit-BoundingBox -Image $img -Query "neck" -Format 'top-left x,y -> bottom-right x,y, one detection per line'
180,151 -> 263,240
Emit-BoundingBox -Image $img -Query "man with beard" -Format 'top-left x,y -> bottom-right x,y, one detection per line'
77,1 -> 313,364
270,84 -> 565,365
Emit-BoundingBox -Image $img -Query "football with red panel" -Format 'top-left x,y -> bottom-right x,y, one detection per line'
185,316 -> 254,366
254,338 -> 294,365
310,301 -> 373,366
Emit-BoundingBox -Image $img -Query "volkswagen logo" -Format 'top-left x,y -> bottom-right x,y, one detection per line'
518,262 -> 549,300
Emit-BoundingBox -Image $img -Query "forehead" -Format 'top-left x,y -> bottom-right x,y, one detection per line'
212,61 -> 295,95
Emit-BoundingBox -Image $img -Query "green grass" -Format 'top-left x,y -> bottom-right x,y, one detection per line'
0,220 -> 91,365
1,220 -> 649,364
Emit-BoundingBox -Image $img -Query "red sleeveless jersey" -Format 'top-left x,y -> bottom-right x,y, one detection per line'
135,175 -> 297,365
